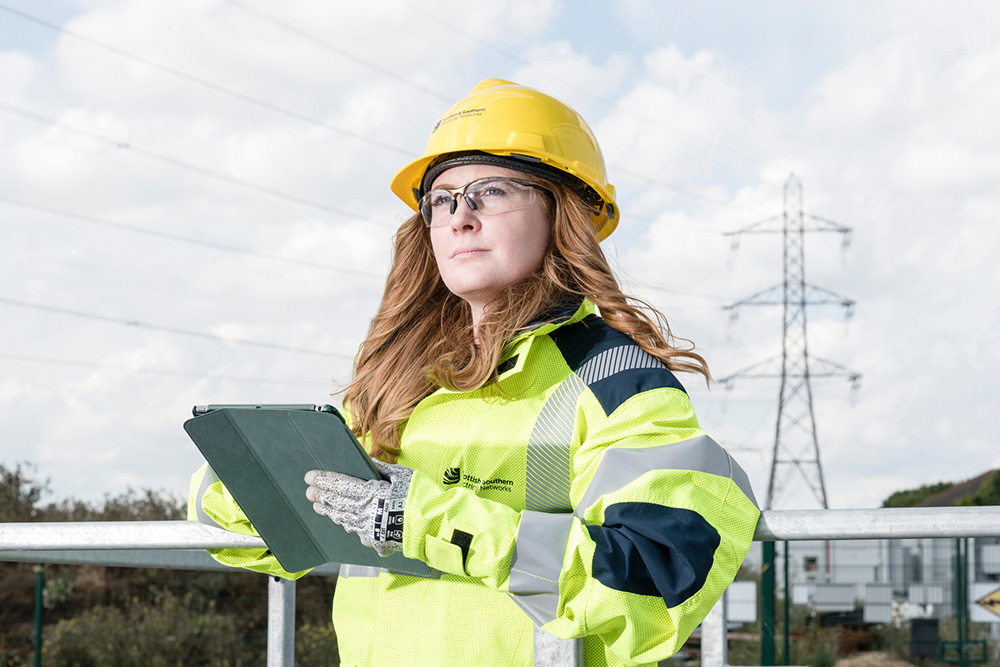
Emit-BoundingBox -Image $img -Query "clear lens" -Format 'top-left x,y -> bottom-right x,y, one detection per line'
420,177 -> 542,227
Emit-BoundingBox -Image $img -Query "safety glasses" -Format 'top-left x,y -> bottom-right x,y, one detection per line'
419,177 -> 549,227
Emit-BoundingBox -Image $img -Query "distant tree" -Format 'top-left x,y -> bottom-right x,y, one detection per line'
52,487 -> 186,521
881,481 -> 955,508
0,460 -> 186,521
958,471 -> 1000,506
0,461 -> 50,521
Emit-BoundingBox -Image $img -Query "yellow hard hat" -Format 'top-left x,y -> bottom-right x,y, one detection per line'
390,79 -> 619,241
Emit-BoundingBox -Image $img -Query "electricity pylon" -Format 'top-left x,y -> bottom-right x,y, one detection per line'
718,174 -> 860,510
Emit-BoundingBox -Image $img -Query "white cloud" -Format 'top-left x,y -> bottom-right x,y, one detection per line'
595,45 -> 759,185
0,50 -> 36,99
2,0 -> 999,514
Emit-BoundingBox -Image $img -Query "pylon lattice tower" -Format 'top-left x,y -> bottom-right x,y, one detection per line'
719,175 -> 860,510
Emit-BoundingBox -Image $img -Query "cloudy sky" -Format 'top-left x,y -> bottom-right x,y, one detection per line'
1,0 -> 997,511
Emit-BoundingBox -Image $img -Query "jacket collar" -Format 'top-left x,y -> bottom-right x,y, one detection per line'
497,299 -> 594,376
511,298 -> 592,343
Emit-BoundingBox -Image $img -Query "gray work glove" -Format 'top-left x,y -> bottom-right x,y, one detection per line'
304,459 -> 412,557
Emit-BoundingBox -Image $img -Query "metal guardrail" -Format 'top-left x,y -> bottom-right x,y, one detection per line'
3,507 -> 1000,666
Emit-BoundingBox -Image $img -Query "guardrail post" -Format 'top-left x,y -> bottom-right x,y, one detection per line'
33,564 -> 44,667
702,591 -> 728,667
267,576 -> 296,666
761,540 -> 776,665
533,627 -> 582,666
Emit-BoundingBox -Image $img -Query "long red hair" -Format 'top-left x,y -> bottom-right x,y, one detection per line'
343,180 -> 708,460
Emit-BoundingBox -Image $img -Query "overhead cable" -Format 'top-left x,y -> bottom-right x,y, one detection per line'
224,0 -> 453,103
398,1 -> 764,166
4,3 -> 761,224
0,195 -> 385,280
0,101 -> 394,228
0,296 -> 354,359
0,352 -> 335,387
612,165 -> 768,219
216,2 -> 767,221
0,3 -> 412,156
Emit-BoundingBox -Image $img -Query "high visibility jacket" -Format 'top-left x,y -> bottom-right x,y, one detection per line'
188,300 -> 759,667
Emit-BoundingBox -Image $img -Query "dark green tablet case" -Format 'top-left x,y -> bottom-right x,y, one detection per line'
183,406 -> 430,576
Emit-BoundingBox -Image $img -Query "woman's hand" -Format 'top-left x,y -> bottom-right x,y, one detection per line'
305,459 -> 413,557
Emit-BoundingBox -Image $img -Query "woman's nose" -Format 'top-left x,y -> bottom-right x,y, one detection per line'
449,196 -> 481,230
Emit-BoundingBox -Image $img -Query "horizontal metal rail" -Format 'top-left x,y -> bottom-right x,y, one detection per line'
3,507 -> 1000,555
754,506 -> 1000,540
0,520 -> 266,550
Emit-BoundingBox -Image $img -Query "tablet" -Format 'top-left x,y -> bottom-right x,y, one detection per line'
184,404 -> 429,576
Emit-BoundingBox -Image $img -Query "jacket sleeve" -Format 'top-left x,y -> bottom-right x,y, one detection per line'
401,385 -> 759,666
187,462 -> 310,580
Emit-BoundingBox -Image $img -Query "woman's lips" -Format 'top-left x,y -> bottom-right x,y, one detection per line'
452,247 -> 488,258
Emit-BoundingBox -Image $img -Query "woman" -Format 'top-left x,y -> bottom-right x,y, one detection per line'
190,79 -> 759,667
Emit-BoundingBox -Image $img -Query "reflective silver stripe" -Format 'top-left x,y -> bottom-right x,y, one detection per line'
729,453 -> 758,508
577,344 -> 664,385
525,374 -> 584,512
339,564 -> 386,578
193,466 -> 222,526
507,510 -> 575,625
525,444 -> 572,512
530,374 -> 583,448
575,434 -> 759,516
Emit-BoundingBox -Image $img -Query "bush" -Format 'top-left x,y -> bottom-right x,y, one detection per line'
798,624 -> 839,667
882,481 -> 954,508
295,622 -> 339,666
43,589 -> 259,666
958,471 -> 1000,506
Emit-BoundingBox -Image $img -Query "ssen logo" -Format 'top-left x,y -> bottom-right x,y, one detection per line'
442,468 -> 514,493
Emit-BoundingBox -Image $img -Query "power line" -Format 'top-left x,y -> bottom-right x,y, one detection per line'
397,1 -> 765,167
612,166 -> 768,220
4,3 -> 768,241
0,296 -> 355,359
223,0 -> 769,214
0,352 -> 334,387
614,272 -> 728,304
3,3 -> 763,225
2,98 -> 755,238
224,0 -> 453,104
0,3 -> 413,157
0,102 -> 394,228
0,195 -> 385,280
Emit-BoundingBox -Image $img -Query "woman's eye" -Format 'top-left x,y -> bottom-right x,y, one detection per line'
479,185 -> 509,198
429,193 -> 453,208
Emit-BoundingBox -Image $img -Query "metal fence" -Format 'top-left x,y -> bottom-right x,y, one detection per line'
2,507 -> 1000,666
708,508 -> 1000,667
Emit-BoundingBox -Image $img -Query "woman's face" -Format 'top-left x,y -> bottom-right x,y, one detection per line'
428,164 -> 552,325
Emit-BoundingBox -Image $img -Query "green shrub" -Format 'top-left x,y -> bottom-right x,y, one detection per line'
882,481 -> 954,508
726,632 -> 761,665
0,652 -> 29,667
295,622 -> 339,666
958,471 -> 1000,506
43,590 -> 259,666
798,624 -> 839,667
